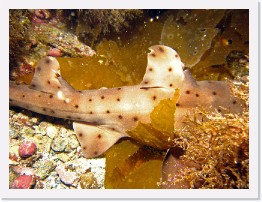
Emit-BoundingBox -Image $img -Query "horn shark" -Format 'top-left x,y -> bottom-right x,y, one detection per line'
9,45 -> 242,158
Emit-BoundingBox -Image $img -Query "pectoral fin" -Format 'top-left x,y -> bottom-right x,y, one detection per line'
73,122 -> 125,158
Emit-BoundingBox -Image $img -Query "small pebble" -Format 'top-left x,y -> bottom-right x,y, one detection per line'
18,141 -> 37,158
48,48 -> 63,57
80,172 -> 99,189
51,137 -> 68,152
13,165 -> 35,176
34,160 -> 56,180
12,175 -> 36,189
46,126 -> 58,139
56,165 -> 77,186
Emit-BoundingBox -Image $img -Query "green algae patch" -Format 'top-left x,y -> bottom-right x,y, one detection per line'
150,91 -> 179,133
16,73 -> 34,85
96,20 -> 165,85
57,56 -> 127,90
161,10 -> 225,67
105,139 -> 165,189
105,139 -> 140,176
62,17 -> 165,89
127,90 -> 180,149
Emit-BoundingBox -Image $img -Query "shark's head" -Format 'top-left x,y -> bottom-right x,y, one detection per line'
141,45 -> 185,90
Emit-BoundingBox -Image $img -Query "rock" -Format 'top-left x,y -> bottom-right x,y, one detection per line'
12,175 -> 36,189
18,141 -> 37,158
80,172 -> 99,189
51,136 -> 68,152
9,127 -> 20,139
12,165 -> 35,176
33,134 -> 52,154
56,164 -> 77,186
48,48 -> 63,57
34,160 -> 56,180
56,153 -> 70,162
46,125 -> 58,139
64,135 -> 79,153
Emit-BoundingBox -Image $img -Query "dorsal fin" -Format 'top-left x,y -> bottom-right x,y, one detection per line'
30,57 -> 62,94
141,45 -> 185,89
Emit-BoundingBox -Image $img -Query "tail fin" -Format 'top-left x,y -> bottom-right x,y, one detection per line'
141,45 -> 185,89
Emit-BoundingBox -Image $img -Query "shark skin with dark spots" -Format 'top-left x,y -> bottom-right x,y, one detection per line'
9,45 -> 243,159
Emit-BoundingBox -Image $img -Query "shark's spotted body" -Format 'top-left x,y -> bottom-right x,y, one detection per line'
9,45 -> 242,158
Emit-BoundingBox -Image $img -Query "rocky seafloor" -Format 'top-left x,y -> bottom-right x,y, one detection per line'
9,108 -> 105,189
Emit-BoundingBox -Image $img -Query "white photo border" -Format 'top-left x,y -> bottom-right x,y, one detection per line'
1,0 -> 259,199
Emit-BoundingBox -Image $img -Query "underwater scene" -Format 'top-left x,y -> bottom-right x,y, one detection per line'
9,9 -> 249,189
